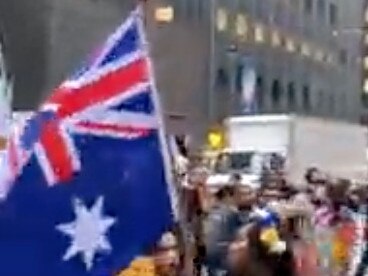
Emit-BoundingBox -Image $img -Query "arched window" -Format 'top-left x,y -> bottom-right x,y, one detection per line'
271,79 -> 282,107
287,82 -> 296,109
302,85 -> 310,111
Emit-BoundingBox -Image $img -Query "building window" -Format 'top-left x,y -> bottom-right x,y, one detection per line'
256,76 -> 264,109
216,67 -> 229,87
339,49 -> 347,65
327,54 -> 334,64
317,0 -> 325,19
287,82 -> 296,109
365,8 -> 368,23
329,94 -> 335,113
322,53 -> 329,63
362,94 -> 368,107
196,0 -> 204,19
216,8 -> 228,31
317,90 -> 324,112
236,14 -> 248,37
289,0 -> 299,10
339,94 -> 346,116
364,79 -> 368,94
302,85 -> 310,111
286,38 -> 296,53
301,43 -> 311,57
304,0 -> 313,14
364,57 -> 368,70
329,3 -> 337,25
155,6 -> 174,23
314,50 -> 324,62
272,31 -> 282,47
272,79 -> 282,106
254,24 -> 265,43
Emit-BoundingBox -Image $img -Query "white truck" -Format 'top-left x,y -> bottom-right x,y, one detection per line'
207,114 -> 368,188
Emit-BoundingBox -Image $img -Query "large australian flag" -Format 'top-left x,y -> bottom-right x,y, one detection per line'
0,6 -> 175,276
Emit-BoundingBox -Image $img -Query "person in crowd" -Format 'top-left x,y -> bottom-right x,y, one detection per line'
235,184 -> 257,226
351,187 -> 368,276
203,186 -> 241,275
184,154 -> 210,275
227,200 -> 297,276
152,232 -> 181,276
214,153 -> 230,174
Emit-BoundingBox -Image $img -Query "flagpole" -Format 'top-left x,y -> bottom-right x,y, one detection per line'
136,0 -> 180,224
135,2 -> 194,273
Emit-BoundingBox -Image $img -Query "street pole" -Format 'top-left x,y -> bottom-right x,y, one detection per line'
209,0 -> 216,123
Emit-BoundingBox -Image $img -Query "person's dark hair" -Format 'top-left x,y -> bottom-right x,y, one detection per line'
175,135 -> 188,157
282,186 -> 297,200
231,173 -> 242,183
305,167 -> 319,183
215,186 -> 235,200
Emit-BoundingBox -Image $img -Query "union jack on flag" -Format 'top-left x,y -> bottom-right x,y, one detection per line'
5,6 -> 159,188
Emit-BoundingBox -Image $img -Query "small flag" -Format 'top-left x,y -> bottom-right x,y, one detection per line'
0,6 -> 174,275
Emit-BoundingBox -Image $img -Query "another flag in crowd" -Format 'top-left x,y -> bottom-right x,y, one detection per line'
0,6 -> 174,276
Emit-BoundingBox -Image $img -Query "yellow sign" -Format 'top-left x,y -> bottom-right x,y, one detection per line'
207,127 -> 225,150
118,257 -> 156,276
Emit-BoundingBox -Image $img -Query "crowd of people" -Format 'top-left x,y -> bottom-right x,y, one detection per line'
138,153 -> 368,276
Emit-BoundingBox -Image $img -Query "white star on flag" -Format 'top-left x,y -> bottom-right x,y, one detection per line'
56,196 -> 116,270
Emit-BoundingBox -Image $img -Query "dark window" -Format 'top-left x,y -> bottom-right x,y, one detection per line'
302,85 -> 310,111
339,49 -> 347,65
271,80 -> 282,106
235,63 -> 243,92
339,94 -> 346,116
255,0 -> 266,18
329,3 -> 337,25
197,0 -> 204,19
256,76 -> 264,109
304,0 -> 313,14
216,68 -> 229,87
287,82 -> 296,109
317,0 -> 325,19
362,93 -> 368,108
317,90 -> 324,112
329,94 -> 335,113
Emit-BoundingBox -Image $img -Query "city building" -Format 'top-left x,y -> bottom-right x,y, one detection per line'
210,0 -> 364,124
0,0 -> 365,147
